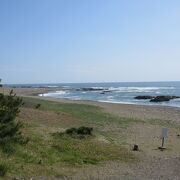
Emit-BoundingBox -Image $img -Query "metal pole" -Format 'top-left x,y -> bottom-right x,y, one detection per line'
162,137 -> 164,148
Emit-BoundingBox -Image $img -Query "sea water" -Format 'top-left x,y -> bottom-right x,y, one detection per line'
9,81 -> 180,107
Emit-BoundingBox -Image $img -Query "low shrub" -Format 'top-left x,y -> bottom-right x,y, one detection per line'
65,127 -> 77,135
53,126 -> 93,139
77,126 -> 93,135
35,103 -> 41,109
65,126 -> 93,136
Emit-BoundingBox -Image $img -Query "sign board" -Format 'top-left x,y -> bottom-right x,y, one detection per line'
161,128 -> 168,138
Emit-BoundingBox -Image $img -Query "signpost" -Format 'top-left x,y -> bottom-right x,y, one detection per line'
159,128 -> 168,150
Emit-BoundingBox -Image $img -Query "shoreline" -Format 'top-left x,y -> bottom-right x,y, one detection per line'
34,96 -> 180,123
1,87 -> 180,123
1,87 -> 180,179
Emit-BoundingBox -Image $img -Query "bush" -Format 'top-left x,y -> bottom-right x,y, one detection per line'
0,163 -> 8,177
0,90 -> 24,144
2,143 -> 15,155
77,126 -> 93,135
65,127 -> 77,135
53,127 -> 93,139
35,103 -> 41,109
65,126 -> 93,138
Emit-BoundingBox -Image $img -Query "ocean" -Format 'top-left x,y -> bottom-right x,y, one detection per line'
9,81 -> 180,107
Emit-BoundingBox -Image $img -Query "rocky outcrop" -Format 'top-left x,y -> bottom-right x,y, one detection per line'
134,96 -> 154,100
100,90 -> 112,94
135,95 -> 180,102
77,88 -> 105,91
150,96 -> 180,102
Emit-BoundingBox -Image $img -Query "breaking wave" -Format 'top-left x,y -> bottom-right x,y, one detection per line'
39,90 -> 67,97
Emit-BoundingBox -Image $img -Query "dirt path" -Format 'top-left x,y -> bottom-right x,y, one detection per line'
68,157 -> 180,180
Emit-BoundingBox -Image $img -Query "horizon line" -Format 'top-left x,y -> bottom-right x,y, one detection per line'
3,80 -> 180,85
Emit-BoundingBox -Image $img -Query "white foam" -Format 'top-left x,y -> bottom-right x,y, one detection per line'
98,100 -> 137,105
171,98 -> 180,102
108,87 -> 175,93
67,96 -> 82,100
107,96 -> 114,100
47,85 -> 59,88
40,90 -> 67,97
92,87 -> 104,89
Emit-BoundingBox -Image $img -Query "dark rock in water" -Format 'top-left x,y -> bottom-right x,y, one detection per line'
150,96 -> 180,102
77,88 -> 105,91
103,90 -> 111,93
134,96 -> 154,100
100,92 -> 105,94
100,90 -> 112,94
135,95 -> 180,102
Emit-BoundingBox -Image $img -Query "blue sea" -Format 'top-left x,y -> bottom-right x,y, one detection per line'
9,82 -> 180,107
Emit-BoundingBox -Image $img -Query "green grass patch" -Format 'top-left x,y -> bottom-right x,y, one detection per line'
0,126 -> 135,178
22,97 -> 143,128
0,96 -> 137,178
52,133 -> 135,165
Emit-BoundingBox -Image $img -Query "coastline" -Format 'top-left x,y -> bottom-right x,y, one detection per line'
1,87 -> 180,179
1,87 -> 180,123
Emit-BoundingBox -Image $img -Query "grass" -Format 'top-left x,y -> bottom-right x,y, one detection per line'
22,97 -> 143,128
1,96 -> 180,178
0,163 -> 8,177
52,134 -> 134,165
0,97 -> 137,178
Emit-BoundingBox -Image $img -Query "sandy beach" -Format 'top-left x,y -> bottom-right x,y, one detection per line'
2,87 -> 180,123
1,87 -> 180,179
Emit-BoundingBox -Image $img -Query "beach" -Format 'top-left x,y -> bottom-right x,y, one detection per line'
1,87 -> 180,179
1,87 -> 180,123
2,0 -> 180,178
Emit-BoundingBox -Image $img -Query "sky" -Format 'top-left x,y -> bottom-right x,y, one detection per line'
0,0 -> 180,84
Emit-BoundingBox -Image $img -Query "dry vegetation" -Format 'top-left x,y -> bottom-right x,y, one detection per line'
0,91 -> 180,179
0,97 -> 136,179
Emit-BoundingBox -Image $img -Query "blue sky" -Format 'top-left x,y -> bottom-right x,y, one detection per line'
0,0 -> 180,84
